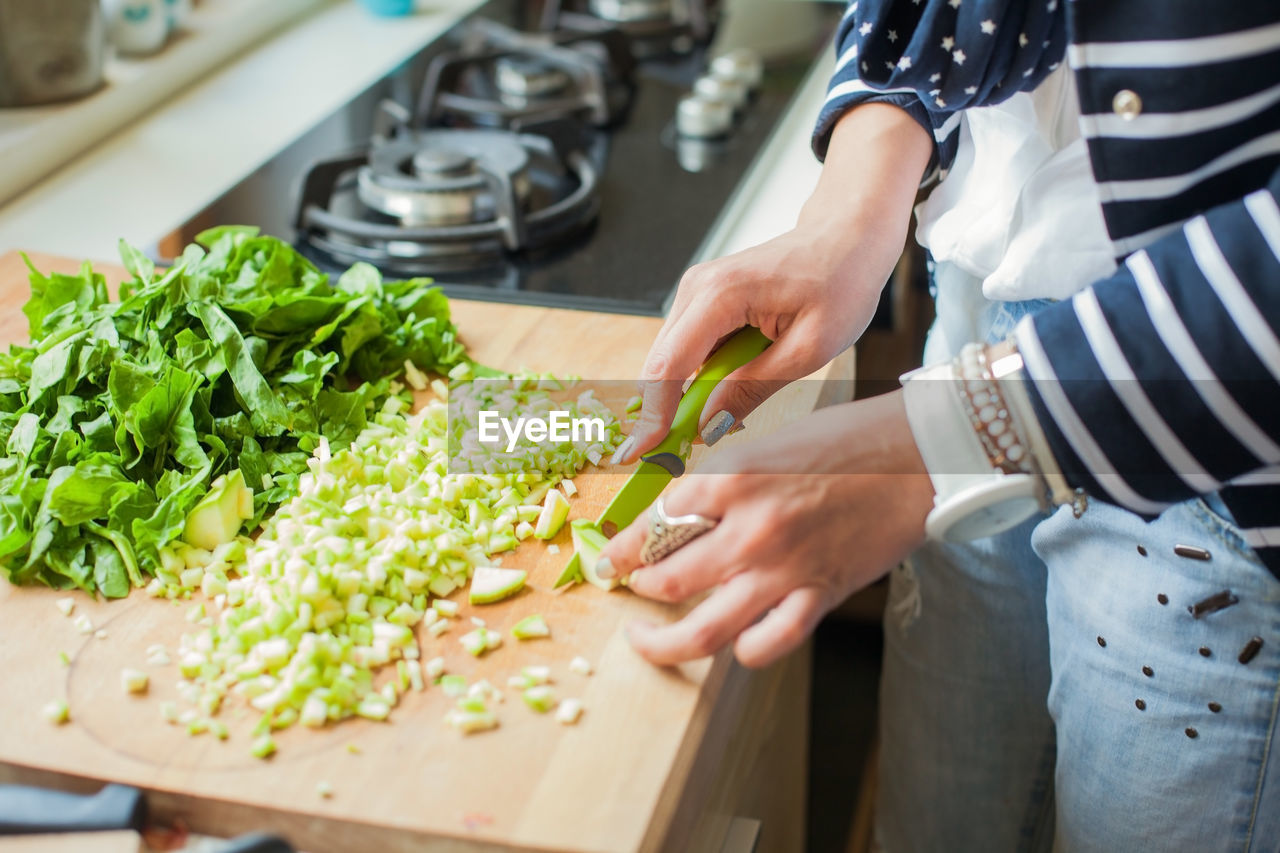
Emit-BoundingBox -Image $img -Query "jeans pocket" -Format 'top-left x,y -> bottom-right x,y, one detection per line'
1189,496 -> 1266,568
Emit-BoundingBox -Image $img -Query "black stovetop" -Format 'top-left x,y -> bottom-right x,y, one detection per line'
164,0 -> 837,315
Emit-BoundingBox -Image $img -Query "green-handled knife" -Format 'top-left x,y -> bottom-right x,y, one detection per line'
553,327 -> 771,588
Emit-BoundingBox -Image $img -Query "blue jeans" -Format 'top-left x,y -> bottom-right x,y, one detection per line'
876,262 -> 1280,852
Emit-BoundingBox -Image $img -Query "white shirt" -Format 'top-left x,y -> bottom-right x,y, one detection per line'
914,66 -> 1117,303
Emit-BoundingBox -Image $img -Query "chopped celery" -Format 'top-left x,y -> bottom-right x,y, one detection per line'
522,665 -> 552,685
569,656 -> 594,676
523,685 -> 557,713
73,614 -> 93,635
440,675 -> 468,697
317,781 -> 334,799
183,470 -> 254,551
511,614 -> 550,640
121,669 -> 149,694
468,567 -> 527,605
626,395 -> 643,414
57,651 -> 70,667
146,385 -> 618,756
570,520 -> 621,591
556,698 -> 584,725
533,489 -> 571,540
43,699 -> 69,725
250,735 -> 277,760
445,709 -> 499,734
54,598 -> 74,617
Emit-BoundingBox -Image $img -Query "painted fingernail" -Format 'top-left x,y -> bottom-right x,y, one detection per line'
609,436 -> 636,465
700,410 -> 735,446
595,557 -> 615,579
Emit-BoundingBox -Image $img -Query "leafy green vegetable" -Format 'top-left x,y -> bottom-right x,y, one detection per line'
0,228 -> 479,597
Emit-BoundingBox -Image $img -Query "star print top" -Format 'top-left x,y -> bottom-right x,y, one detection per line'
814,0 -> 1280,577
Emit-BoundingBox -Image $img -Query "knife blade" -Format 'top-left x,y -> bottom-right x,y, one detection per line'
554,327 -> 771,587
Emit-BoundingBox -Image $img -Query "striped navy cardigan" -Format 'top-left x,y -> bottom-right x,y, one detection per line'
814,0 -> 1280,577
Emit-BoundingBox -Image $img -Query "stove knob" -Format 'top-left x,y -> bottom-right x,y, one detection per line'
711,49 -> 764,91
677,93 -> 733,139
693,73 -> 749,111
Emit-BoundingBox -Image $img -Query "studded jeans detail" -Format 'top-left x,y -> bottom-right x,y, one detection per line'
876,263 -> 1280,851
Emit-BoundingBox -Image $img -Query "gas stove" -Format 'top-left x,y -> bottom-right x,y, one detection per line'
169,0 -> 837,315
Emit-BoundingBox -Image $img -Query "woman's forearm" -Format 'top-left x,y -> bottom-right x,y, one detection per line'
797,102 -> 934,254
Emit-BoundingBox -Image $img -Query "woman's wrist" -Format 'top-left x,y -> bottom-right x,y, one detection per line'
984,338 -> 1087,517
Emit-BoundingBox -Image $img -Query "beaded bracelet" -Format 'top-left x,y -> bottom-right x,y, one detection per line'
955,342 -> 1034,477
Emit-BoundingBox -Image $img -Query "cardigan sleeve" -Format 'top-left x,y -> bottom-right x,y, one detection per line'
812,0 -> 1067,178
1014,165 -> 1280,516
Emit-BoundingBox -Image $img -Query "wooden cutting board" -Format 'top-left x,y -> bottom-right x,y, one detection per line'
0,252 -> 846,852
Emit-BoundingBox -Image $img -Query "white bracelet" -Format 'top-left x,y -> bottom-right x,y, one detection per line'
987,344 -> 1089,518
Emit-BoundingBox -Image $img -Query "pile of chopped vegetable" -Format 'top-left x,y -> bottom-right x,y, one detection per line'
151,378 -> 619,753
0,228 -> 483,597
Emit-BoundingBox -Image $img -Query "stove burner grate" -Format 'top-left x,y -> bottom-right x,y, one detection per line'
417,18 -> 635,130
294,124 -> 601,274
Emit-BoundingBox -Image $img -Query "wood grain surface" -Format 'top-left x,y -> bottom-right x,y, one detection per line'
0,251 -> 842,852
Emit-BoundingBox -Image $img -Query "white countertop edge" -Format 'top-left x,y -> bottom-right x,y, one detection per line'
0,0 -> 485,262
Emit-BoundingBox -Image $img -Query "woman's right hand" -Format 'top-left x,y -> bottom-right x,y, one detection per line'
615,103 -> 934,464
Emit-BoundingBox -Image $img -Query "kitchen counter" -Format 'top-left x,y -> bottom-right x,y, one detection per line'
0,0 -> 488,261
0,4 -> 843,850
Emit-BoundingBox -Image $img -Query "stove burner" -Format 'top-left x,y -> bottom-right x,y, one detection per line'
589,0 -> 672,23
494,55 -> 571,99
545,0 -> 719,57
418,19 -> 634,129
295,123 -> 601,274
356,130 -> 532,226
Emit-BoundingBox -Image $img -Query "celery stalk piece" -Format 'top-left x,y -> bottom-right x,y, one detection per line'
511,614 -> 550,640
183,470 -> 254,551
440,675 -> 468,697
533,489 -> 571,540
469,567 -> 527,605
562,480 -> 578,498
570,520 -> 620,591
432,599 -> 460,618
445,709 -> 499,734
523,685 -> 557,713
73,614 -> 93,635
569,656 -> 594,676
120,669 -> 149,694
521,665 -> 552,685
43,699 -> 69,725
556,698 -> 584,725
626,395 -> 643,415
317,781 -> 334,799
55,598 -> 74,617
460,628 -> 493,657
425,657 -> 446,679
250,735 -> 277,760
57,651 -> 70,667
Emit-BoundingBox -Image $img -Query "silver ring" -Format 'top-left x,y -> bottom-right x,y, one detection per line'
640,497 -> 718,564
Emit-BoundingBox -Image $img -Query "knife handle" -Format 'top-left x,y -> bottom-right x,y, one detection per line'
642,327 -> 771,471
0,783 -> 146,835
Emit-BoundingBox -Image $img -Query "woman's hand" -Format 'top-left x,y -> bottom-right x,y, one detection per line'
598,390 -> 935,668
616,103 -> 933,464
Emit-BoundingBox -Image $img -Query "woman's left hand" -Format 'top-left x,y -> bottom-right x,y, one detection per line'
597,390 -> 936,668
